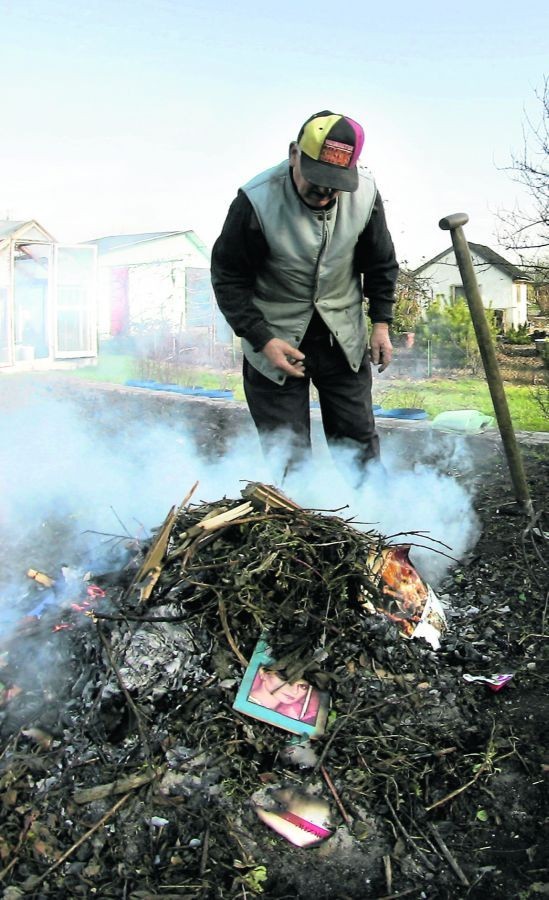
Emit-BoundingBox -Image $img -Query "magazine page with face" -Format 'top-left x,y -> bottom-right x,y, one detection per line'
232,639 -> 329,738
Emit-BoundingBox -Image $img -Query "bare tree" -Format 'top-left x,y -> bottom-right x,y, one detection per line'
391,264 -> 432,333
499,77 -> 549,271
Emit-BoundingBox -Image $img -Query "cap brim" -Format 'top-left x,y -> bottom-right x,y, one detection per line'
300,152 -> 359,192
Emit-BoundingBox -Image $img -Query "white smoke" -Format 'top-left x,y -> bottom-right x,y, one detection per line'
0,385 -> 480,632
278,431 -> 480,585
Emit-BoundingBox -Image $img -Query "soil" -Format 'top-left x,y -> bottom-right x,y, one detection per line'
0,371 -> 547,900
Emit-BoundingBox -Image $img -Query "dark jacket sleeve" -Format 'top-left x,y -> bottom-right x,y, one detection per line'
210,192 -> 273,351
355,190 -> 399,323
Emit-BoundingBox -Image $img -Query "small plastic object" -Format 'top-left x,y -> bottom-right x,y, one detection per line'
431,409 -> 495,434
462,673 -> 514,692
374,407 -> 428,420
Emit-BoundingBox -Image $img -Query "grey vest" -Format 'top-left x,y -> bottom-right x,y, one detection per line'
241,160 -> 377,384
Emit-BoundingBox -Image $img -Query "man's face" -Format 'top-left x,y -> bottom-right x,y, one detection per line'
289,144 -> 341,209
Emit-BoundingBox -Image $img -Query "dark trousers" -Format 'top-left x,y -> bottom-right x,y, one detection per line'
243,335 -> 380,477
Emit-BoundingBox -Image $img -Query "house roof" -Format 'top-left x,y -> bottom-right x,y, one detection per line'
414,242 -> 529,281
86,230 -> 209,258
0,220 -> 28,238
0,219 -> 56,247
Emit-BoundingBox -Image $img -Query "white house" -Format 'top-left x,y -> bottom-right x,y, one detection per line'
414,243 -> 529,331
0,220 -> 97,371
88,230 -> 232,360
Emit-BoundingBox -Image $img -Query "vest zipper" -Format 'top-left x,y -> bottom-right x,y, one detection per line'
313,213 -> 328,304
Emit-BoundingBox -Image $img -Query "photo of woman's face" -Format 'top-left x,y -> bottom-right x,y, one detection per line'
235,646 -> 327,736
260,670 -> 308,705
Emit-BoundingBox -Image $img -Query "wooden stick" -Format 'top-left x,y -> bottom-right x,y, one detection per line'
242,482 -> 302,511
32,792 -> 132,886
199,825 -> 210,876
383,854 -> 393,895
427,823 -> 470,887
425,764 -> 486,812
320,766 -> 352,827
218,596 -> 248,667
169,503 -> 254,561
73,770 -> 156,804
198,502 -> 253,532
180,480 -> 199,509
27,568 -> 55,588
385,795 -> 436,872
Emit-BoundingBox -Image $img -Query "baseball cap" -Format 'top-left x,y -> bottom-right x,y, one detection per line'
297,110 -> 364,192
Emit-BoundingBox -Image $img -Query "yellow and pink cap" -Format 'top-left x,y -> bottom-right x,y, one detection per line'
297,110 -> 364,192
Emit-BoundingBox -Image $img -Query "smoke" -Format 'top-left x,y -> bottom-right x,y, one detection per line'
280,432 -> 481,585
0,385 -> 481,634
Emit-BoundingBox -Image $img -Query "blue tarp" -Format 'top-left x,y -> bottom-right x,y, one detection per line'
125,380 -> 234,399
374,407 -> 428,420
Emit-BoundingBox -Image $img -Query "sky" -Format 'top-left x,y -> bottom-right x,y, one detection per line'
0,0 -> 547,267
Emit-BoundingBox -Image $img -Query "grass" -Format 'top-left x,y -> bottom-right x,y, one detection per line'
68,354 -> 247,399
69,355 -> 138,384
66,354 -> 548,433
373,377 -> 548,432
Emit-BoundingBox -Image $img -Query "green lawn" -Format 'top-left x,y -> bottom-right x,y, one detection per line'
69,355 -> 138,384
68,357 -> 548,433
372,378 -> 548,433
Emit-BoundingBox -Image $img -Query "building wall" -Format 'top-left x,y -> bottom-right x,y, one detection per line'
97,235 -> 211,340
419,250 -> 526,329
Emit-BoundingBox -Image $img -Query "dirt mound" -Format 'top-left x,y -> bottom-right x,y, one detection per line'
1,454 -> 548,900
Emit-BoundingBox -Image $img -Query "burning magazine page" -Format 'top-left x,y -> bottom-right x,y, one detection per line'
362,545 -> 446,650
253,786 -> 334,848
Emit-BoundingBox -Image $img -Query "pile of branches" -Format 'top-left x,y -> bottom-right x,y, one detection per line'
0,484 -> 546,899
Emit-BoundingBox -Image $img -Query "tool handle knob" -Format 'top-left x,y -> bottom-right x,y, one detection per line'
439,213 -> 469,231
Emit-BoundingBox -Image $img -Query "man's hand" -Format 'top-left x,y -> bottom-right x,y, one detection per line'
369,322 -> 393,373
262,338 -> 306,377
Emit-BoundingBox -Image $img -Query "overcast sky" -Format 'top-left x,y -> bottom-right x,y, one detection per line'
1,0 -> 547,266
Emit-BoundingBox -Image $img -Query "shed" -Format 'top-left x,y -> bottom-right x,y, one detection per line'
414,242 -> 529,331
0,220 -> 97,371
89,230 -> 232,363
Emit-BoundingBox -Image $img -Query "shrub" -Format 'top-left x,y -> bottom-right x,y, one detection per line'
504,323 -> 532,345
390,266 -> 430,335
415,296 -> 497,373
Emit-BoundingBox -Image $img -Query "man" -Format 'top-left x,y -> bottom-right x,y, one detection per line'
211,110 -> 398,479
